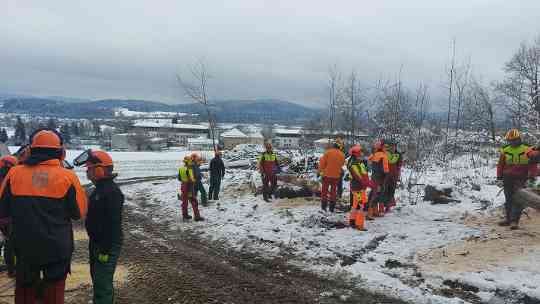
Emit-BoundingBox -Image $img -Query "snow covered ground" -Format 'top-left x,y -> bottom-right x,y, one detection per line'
121,151 -> 540,304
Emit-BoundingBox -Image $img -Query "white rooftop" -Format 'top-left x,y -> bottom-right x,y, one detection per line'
274,128 -> 302,135
221,128 -> 247,138
133,120 -> 208,130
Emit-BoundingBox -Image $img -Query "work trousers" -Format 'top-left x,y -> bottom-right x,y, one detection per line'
503,177 -> 526,224
321,177 -> 339,212
89,241 -> 122,304
181,183 -> 201,218
15,259 -> 70,304
195,180 -> 207,205
208,175 -> 222,200
262,173 -> 277,200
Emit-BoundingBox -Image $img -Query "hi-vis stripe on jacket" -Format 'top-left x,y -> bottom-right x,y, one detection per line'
0,159 -> 87,266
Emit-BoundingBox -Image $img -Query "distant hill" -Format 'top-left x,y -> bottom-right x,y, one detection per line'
0,97 -> 321,123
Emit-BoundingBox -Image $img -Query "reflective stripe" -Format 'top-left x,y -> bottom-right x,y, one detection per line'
258,152 -> 277,162
502,144 -> 530,165
350,162 -> 367,176
178,167 -> 194,183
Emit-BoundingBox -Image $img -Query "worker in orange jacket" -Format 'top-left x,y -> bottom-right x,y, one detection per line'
319,142 -> 346,212
496,129 -> 538,229
0,129 -> 87,304
367,140 -> 389,218
347,145 -> 376,230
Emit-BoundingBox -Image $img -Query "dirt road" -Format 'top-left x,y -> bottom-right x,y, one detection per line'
111,192 -> 406,304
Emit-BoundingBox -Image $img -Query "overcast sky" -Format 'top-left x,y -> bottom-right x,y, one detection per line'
2,0 -> 540,107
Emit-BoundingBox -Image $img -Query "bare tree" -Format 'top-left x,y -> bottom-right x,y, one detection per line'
497,35 -> 540,134
327,65 -> 341,138
177,60 -> 217,150
464,78 -> 498,142
444,39 -> 456,159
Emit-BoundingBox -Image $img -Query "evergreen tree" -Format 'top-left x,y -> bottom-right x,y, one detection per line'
60,124 -> 71,144
47,118 -> 58,130
0,128 -> 8,143
14,116 -> 26,145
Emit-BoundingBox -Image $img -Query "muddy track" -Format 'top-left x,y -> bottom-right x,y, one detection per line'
112,191 -> 407,304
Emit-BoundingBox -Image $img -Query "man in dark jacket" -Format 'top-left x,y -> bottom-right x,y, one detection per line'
0,155 -> 18,277
191,153 -> 208,205
0,129 -> 87,304
79,150 -> 124,304
208,151 -> 225,201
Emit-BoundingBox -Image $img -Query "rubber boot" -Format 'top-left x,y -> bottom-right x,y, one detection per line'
355,212 -> 366,231
498,220 -> 510,226
510,221 -> 519,230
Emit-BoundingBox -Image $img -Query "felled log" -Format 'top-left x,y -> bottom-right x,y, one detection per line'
424,185 -> 461,204
250,172 -> 319,198
514,188 -> 540,210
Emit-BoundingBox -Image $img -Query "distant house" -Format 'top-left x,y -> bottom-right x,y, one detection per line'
130,119 -> 209,146
273,128 -> 302,149
220,128 -> 249,150
111,133 -> 167,151
188,137 -> 214,151
246,131 -> 265,146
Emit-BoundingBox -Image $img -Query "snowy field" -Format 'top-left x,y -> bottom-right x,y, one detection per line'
121,153 -> 540,304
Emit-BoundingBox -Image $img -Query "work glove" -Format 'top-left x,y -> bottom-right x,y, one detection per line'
98,253 -> 110,263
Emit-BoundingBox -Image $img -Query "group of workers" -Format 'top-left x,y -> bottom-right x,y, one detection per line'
318,138 -> 402,230
177,150 -> 225,221
0,128 -> 124,304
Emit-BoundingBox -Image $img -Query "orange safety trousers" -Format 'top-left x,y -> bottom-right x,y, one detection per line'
349,191 -> 367,230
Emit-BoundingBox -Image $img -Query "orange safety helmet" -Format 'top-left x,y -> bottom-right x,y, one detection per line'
30,130 -> 63,149
0,155 -> 18,168
505,129 -> 521,141
349,145 -> 362,157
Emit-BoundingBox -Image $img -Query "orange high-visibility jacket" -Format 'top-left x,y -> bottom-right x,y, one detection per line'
0,159 -> 87,266
319,148 -> 345,179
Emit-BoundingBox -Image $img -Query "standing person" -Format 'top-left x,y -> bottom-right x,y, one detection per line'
385,140 -> 403,212
178,156 -> 203,221
191,153 -> 208,205
0,129 -> 87,304
318,142 -> 346,212
258,143 -> 280,202
335,137 -> 346,200
0,155 -> 18,277
208,151 -> 225,201
367,140 -> 389,219
77,150 -> 124,304
347,145 -> 376,230
496,129 -> 538,230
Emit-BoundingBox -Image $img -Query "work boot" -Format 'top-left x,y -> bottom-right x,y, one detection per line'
194,216 -> 205,222
498,220 -> 511,227
183,214 -> 192,220
329,202 -> 336,213
367,208 -> 375,221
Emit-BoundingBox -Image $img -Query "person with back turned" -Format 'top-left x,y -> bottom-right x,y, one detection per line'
0,129 -> 87,304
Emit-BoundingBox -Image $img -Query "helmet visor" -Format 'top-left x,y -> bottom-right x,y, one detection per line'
73,149 -> 92,167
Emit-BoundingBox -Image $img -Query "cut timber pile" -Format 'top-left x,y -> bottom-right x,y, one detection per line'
250,172 -> 320,198
514,188 -> 540,210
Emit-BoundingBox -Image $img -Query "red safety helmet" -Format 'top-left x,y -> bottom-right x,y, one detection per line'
0,155 -> 18,169
349,145 -> 362,157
